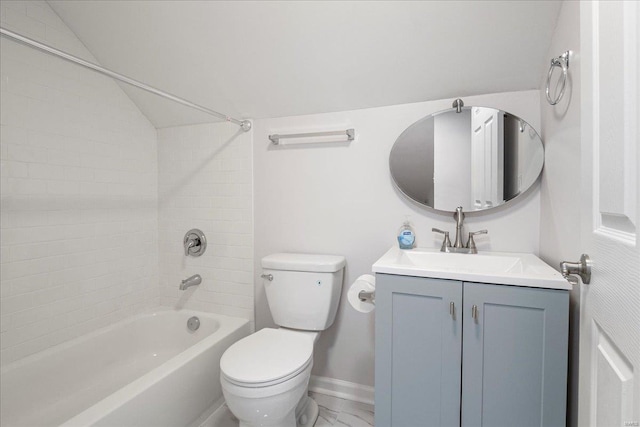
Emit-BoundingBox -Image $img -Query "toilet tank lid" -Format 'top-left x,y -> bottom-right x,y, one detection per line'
262,253 -> 346,272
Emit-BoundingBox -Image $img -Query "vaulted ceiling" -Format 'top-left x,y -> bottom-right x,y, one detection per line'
48,1 -> 562,128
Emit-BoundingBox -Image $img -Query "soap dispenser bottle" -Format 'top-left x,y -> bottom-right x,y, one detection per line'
397,217 -> 416,249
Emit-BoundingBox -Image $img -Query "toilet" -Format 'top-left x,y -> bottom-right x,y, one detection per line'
220,253 -> 346,427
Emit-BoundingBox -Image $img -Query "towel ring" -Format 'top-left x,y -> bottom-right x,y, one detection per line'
546,51 -> 570,105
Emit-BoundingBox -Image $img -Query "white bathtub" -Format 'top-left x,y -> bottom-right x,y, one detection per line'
0,309 -> 251,427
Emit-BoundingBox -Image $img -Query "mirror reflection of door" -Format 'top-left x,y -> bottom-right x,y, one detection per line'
471,107 -> 504,210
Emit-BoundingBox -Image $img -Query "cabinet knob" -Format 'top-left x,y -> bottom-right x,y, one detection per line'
449,302 -> 455,318
472,304 -> 479,322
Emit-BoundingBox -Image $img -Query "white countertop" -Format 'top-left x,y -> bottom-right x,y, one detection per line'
372,246 -> 572,290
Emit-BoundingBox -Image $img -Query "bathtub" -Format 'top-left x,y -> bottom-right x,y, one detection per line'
0,309 -> 251,427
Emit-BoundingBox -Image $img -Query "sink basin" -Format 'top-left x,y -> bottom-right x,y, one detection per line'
400,251 -> 521,273
372,246 -> 571,290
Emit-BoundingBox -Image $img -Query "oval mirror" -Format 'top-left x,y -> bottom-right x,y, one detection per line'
389,106 -> 544,213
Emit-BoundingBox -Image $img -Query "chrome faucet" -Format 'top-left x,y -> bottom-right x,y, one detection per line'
180,274 -> 202,290
183,229 -> 207,257
432,207 -> 488,254
453,206 -> 465,249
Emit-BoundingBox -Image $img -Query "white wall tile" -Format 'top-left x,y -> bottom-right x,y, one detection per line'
7,140 -> 47,162
1,5 -> 46,39
0,1 -> 159,366
157,123 -> 253,321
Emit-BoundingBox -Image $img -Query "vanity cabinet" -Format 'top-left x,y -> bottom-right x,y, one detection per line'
374,273 -> 569,427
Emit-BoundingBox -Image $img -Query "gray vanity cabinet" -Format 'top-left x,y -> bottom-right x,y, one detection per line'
461,282 -> 569,427
375,274 -> 463,427
375,274 -> 569,427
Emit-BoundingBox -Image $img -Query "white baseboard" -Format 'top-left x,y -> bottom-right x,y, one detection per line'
309,375 -> 375,406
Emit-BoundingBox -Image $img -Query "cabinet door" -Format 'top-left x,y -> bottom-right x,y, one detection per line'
461,282 -> 569,427
375,274 -> 462,427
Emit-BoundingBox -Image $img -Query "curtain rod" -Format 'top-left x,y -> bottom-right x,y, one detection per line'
0,27 -> 252,132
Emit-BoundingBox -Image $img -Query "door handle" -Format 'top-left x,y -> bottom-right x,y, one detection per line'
560,254 -> 592,284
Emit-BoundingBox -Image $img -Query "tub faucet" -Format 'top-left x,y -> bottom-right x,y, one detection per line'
180,274 -> 202,290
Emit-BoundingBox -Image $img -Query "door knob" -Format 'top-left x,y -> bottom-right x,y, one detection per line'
560,254 -> 591,284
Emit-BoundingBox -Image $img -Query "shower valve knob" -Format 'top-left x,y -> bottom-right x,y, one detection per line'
184,229 -> 207,257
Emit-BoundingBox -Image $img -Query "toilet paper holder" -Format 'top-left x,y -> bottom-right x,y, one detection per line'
348,274 -> 376,313
358,290 -> 375,304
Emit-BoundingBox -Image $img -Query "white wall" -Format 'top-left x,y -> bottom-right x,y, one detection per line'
0,1 -> 158,365
254,90 -> 541,387
157,123 -> 253,321
538,2 -> 581,426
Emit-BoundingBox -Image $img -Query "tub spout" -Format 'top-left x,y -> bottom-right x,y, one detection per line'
180,274 -> 202,290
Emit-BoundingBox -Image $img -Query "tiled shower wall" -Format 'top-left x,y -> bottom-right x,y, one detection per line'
0,1 -> 159,365
157,124 -> 253,322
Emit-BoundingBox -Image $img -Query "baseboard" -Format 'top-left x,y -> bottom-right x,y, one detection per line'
309,375 -> 375,406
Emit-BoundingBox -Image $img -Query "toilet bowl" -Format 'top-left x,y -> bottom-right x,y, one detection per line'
219,253 -> 346,427
220,328 -> 318,427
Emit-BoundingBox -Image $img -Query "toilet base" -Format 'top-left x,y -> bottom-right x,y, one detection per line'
296,395 -> 318,427
233,394 -> 318,427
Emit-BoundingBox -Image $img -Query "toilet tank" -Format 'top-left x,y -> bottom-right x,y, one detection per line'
261,253 -> 346,331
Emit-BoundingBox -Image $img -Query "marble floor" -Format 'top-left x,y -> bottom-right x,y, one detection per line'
201,391 -> 374,427
311,392 -> 374,427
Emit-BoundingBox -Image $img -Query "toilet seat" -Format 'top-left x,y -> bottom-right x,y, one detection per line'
220,328 -> 314,388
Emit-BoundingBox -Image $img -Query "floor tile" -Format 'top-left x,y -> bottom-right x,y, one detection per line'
314,415 -> 337,427
340,400 -> 374,425
310,391 -> 347,413
335,409 -> 375,427
200,392 -> 374,427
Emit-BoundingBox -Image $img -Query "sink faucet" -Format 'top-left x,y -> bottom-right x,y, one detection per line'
180,274 -> 202,290
453,207 -> 465,249
432,207 -> 488,254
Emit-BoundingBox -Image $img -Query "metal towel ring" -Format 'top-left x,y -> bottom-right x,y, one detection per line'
546,51 -> 570,105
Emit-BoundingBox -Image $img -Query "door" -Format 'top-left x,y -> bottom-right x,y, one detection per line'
375,274 -> 462,427
471,107 -> 504,209
461,282 -> 569,427
579,2 -> 640,426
